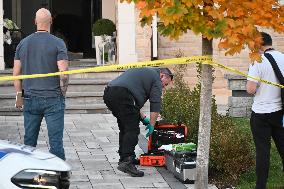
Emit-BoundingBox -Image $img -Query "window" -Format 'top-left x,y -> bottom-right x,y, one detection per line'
280,0 -> 284,4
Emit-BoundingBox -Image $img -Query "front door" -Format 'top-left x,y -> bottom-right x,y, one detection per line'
51,0 -> 99,57
21,0 -> 50,35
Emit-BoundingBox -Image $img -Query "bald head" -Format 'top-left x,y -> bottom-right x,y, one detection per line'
35,8 -> 52,31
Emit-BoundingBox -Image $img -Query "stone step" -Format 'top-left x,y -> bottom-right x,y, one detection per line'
0,67 -> 152,115
0,68 -> 118,115
65,104 -> 109,114
67,52 -> 84,60
0,104 -> 109,116
0,79 -> 110,94
0,101 -> 151,116
67,79 -> 109,92
68,59 -> 96,67
0,92 -> 105,107
0,66 -> 123,80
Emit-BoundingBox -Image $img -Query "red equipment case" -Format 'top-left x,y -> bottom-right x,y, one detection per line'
140,123 -> 188,167
139,153 -> 165,166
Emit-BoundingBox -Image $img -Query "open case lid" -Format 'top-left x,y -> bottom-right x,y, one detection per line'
148,123 -> 188,153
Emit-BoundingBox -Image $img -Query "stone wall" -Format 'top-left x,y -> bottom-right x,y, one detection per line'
225,74 -> 253,117
157,31 -> 233,107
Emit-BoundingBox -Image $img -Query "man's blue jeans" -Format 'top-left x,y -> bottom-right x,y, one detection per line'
23,95 -> 66,160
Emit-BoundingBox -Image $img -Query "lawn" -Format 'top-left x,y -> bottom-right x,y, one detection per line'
233,118 -> 284,189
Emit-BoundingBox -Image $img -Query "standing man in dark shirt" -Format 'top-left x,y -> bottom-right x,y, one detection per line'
103,67 -> 173,177
13,8 -> 69,160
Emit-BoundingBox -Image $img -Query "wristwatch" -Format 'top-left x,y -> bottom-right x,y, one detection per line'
16,91 -> 22,96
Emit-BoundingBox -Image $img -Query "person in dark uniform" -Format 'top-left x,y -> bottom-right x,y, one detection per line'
103,67 -> 173,177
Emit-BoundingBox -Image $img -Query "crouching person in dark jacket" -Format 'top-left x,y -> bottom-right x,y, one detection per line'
103,67 -> 173,177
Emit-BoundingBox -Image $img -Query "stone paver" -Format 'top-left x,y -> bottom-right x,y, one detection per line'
0,114 -> 217,189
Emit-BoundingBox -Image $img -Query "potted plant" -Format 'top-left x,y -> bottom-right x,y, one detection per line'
92,19 -> 116,65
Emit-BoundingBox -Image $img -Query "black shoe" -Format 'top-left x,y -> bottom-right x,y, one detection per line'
133,158 -> 140,165
117,157 -> 144,177
118,157 -> 140,165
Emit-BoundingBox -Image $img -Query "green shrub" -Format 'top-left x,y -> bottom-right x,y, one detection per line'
92,19 -> 116,36
161,65 -> 254,187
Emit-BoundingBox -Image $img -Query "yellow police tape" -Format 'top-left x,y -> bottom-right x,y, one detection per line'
1,55 -> 284,89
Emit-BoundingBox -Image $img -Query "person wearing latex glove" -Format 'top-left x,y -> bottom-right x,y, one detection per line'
140,114 -> 154,137
140,116 -> 150,126
103,67 -> 173,177
145,123 -> 154,138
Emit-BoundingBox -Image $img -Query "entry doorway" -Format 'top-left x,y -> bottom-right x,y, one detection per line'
21,0 -> 50,35
5,0 -> 102,58
51,0 -> 101,57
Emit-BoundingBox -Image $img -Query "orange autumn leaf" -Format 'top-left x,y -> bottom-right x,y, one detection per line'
137,1 -> 147,9
218,40 -> 229,49
241,25 -> 254,36
247,40 -> 255,49
249,52 -> 262,62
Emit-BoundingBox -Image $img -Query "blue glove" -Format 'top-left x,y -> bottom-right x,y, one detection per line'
141,117 -> 150,126
145,124 -> 154,138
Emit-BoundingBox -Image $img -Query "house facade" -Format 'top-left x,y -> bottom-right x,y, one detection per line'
133,5 -> 284,106
0,0 -> 139,68
1,1 -> 284,106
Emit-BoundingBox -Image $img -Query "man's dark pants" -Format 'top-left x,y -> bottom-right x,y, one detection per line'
250,110 -> 284,189
103,86 -> 140,159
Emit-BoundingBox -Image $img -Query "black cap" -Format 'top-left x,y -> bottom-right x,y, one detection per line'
160,68 -> 174,80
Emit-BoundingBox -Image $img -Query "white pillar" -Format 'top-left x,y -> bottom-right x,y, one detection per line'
0,0 -> 4,70
152,14 -> 158,59
117,2 -> 137,64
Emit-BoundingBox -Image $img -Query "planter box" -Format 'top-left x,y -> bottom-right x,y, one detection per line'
94,35 -> 111,65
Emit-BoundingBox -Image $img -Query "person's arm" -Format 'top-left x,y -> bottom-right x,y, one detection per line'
57,39 -> 69,96
57,60 -> 69,96
246,81 -> 258,94
13,60 -> 22,92
13,59 -> 23,108
150,112 -> 159,126
246,62 -> 260,95
148,79 -> 162,123
140,111 -> 146,120
143,79 -> 162,137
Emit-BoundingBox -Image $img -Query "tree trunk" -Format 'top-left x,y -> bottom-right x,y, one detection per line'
194,37 -> 213,189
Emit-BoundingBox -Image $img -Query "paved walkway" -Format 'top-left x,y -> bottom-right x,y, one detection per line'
0,114 -> 217,189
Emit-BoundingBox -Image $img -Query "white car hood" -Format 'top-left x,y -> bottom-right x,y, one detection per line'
0,140 -> 55,160
0,140 -> 71,189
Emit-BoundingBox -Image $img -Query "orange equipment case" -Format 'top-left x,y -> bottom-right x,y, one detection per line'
140,123 -> 188,167
139,153 -> 165,166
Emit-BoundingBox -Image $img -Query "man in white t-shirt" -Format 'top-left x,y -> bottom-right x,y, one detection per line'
247,32 -> 284,189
